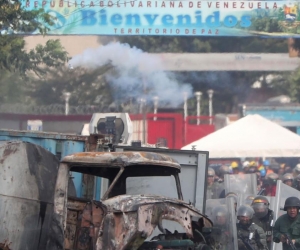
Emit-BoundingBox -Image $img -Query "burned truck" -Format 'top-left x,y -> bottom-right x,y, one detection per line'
0,141 -> 212,250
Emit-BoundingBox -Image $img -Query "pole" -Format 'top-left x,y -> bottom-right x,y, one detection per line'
183,92 -> 188,121
207,89 -> 214,125
153,96 -> 159,121
195,92 -> 202,125
183,92 -> 188,145
139,98 -> 146,144
63,92 -> 71,116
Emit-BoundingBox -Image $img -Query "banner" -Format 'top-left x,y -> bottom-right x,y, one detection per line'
22,1 -> 300,36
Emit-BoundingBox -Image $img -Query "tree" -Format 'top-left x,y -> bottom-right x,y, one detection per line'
29,64 -> 113,108
0,0 -> 69,105
270,69 -> 300,102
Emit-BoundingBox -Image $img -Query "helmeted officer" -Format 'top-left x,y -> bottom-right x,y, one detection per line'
226,192 -> 239,213
218,165 -> 231,181
251,196 -> 274,249
236,205 -> 268,250
264,173 -> 279,196
210,205 -> 230,250
273,196 -> 300,250
206,167 -> 221,199
218,165 -> 231,198
282,173 -> 294,187
293,164 -> 300,178
293,174 -> 300,191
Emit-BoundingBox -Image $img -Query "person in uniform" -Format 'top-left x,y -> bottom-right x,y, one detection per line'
226,192 -> 239,213
206,167 -> 221,199
263,173 -> 279,196
273,196 -> 300,250
217,165 -> 231,198
293,174 -> 300,191
282,173 -> 294,187
251,196 -> 274,250
210,205 -> 230,250
236,205 -> 268,250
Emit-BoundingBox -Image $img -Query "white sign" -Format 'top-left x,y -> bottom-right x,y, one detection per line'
27,120 -> 43,131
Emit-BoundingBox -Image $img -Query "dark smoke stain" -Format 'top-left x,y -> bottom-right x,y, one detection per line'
0,143 -> 18,164
37,201 -> 48,247
24,143 -> 60,249
0,242 -> 11,250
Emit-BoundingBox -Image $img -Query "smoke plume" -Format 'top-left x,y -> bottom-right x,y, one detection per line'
69,42 -> 192,107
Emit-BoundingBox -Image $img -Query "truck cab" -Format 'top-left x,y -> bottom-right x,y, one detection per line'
0,141 -> 212,250
57,151 -> 212,250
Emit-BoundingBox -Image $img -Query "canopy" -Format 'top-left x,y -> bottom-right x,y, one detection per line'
181,114 -> 300,158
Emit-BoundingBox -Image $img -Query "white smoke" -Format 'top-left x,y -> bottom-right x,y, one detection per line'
69,42 -> 192,107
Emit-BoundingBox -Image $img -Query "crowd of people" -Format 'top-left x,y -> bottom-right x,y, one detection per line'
205,160 -> 300,250
207,160 -> 300,199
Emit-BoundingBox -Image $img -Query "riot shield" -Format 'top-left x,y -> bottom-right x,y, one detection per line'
241,194 -> 256,206
226,196 -> 238,250
205,199 -> 225,220
272,180 -> 300,250
206,198 -> 237,250
224,173 -> 257,204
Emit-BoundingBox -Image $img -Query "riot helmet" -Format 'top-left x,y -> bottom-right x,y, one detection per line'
266,173 -> 279,185
294,164 -> 300,175
207,167 -> 215,177
282,173 -> 294,186
251,196 -> 269,219
244,195 -> 255,206
226,192 -> 238,204
284,197 -> 300,211
237,205 -> 255,219
226,192 -> 238,211
219,165 -> 231,175
263,160 -> 270,167
212,205 -> 228,226
237,205 -> 255,225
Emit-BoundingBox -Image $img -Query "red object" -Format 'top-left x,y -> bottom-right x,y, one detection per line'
265,185 -> 277,196
1,112 -> 216,150
185,116 -> 215,146
130,113 -> 215,149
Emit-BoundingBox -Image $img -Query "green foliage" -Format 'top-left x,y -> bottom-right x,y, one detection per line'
118,36 -> 287,53
248,18 -> 281,33
0,37 -> 68,75
271,69 -> 300,102
28,65 -> 113,107
0,0 -> 56,35
0,69 -> 27,104
0,0 -> 69,105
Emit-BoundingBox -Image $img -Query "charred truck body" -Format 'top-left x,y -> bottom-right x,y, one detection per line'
0,113 -> 212,250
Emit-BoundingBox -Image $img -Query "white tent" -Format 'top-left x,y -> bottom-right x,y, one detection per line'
181,114 -> 300,158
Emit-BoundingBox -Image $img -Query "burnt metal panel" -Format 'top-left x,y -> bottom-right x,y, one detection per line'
96,196 -> 212,250
62,151 -> 181,170
0,141 -> 59,250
